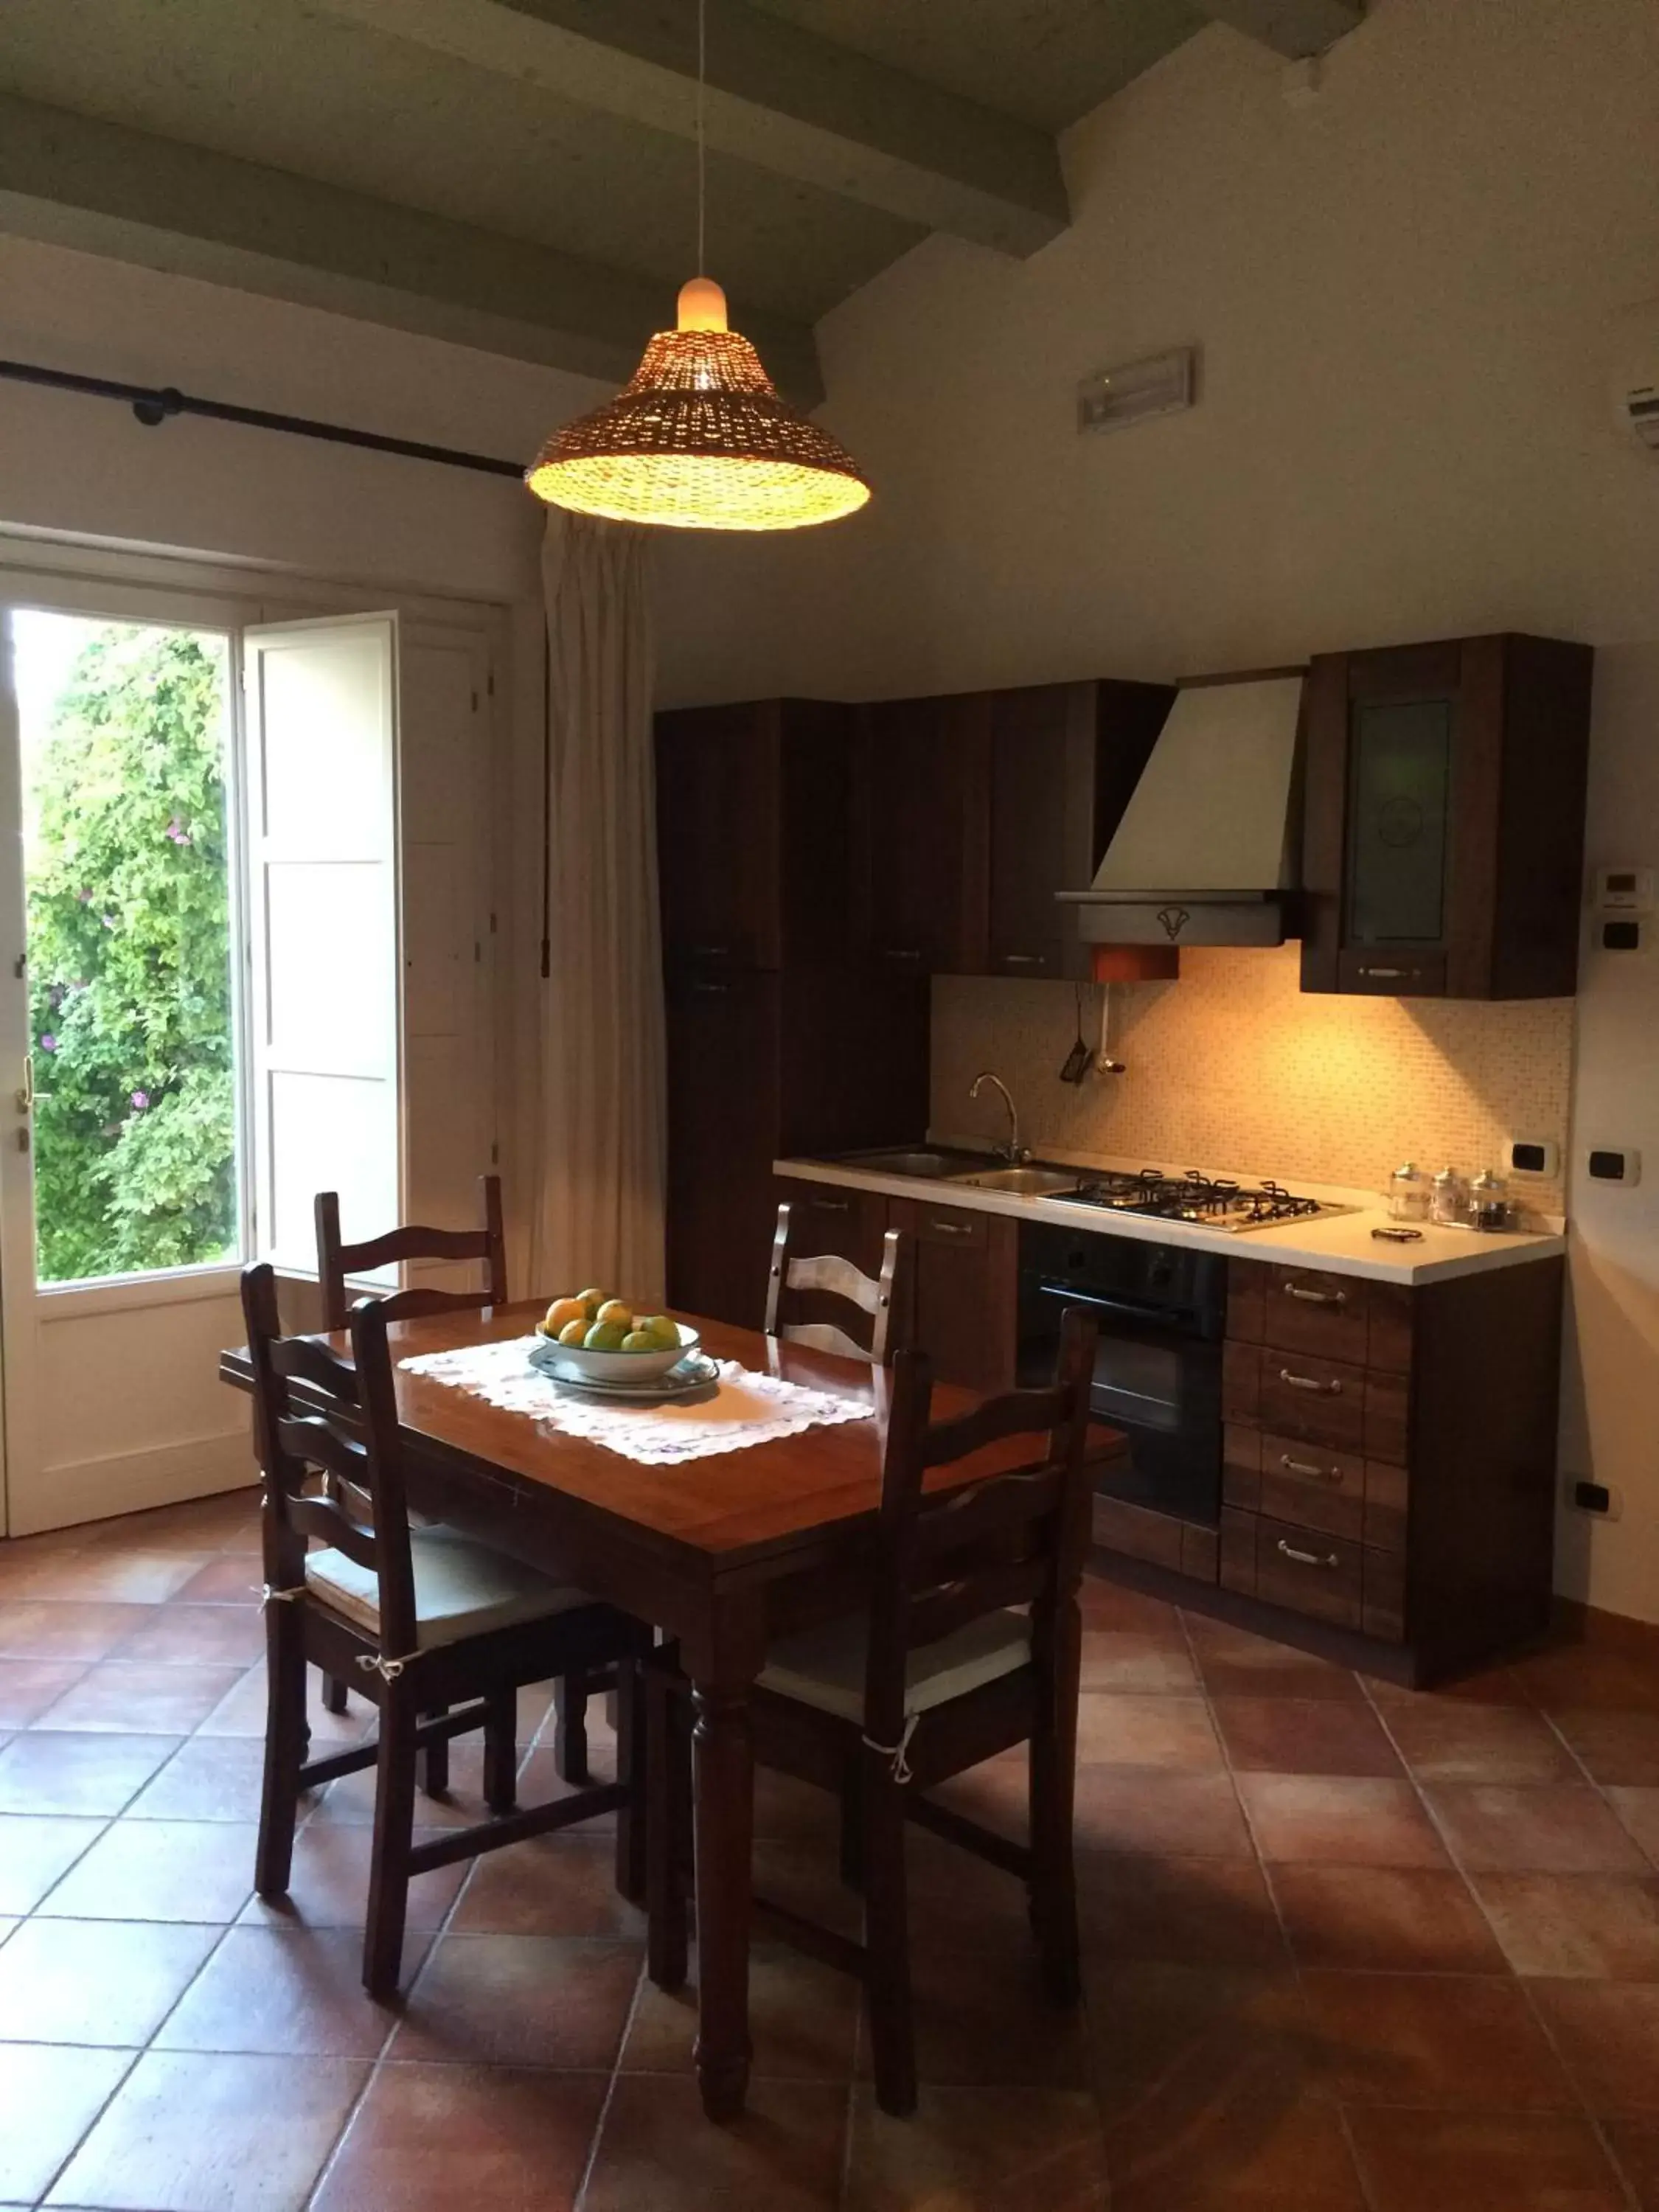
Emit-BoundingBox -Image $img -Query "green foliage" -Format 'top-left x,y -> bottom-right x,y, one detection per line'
27,625 -> 236,1281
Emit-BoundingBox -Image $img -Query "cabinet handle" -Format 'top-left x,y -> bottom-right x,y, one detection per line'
810,1197 -> 851,1214
689,944 -> 731,958
928,1219 -> 973,1237
1281,1453 -> 1345,1484
1283,1281 -> 1346,1307
1279,1368 -> 1343,1394
1358,965 -> 1408,979
882,947 -> 922,961
690,981 -> 731,995
1277,1537 -> 1340,1569
1001,953 -> 1041,967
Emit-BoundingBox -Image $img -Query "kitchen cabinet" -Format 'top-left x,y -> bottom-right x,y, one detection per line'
854,677 -> 1175,981
1301,633 -> 1593,999
888,1195 -> 1018,1394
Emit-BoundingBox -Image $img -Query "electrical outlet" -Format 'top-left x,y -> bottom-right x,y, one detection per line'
1509,1138 -> 1560,1179
1565,1476 -> 1623,1521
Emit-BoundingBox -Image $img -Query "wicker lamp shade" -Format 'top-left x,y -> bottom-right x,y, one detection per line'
526,279 -> 870,532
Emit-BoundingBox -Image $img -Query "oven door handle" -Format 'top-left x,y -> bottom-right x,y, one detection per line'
1035,1281 -> 1200,1331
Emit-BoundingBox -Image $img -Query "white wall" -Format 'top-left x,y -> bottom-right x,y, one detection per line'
662,0 -> 1659,1624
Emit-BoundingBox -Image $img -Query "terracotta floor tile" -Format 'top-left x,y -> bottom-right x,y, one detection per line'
127,1736 -> 284,1823
0,1658 -> 87,1728
0,1916 -> 218,2042
237,1822 -> 467,1933
513,1676 -> 560,1746
7,1551 -> 211,1604
40,1817 -> 260,1921
1077,1851 -> 1287,1966
1610,1788 -> 1659,1867
1382,1700 -> 1577,1784
1528,1979 -> 1659,2114
584,2076 -> 846,2212
47,2049 -> 368,2212
310,2062 -> 605,2212
1300,1968 -> 1573,2107
751,1836 -> 866,1942
1473,1874 -> 1659,1978
196,1661 -> 374,1742
1074,1692 -> 1222,1770
1186,1619 -> 1363,1702
748,1762 -> 840,1843
1080,1580 -> 1186,1638
1553,1708 -> 1659,1787
1512,1644 -> 1659,1714
1345,2109 -> 1629,2212
1366,1660 -> 1532,1705
0,1730 -> 181,1815
312,1740 -> 504,1829
0,1601 -> 152,1663
390,1931 -> 641,2068
0,1812 -> 106,1913
0,2044 -> 134,2203
33,1660 -> 247,1736
1105,2094 -> 1366,2211
171,1558 -> 265,1607
1088,1961 -> 1312,2122
1211,1695 -> 1402,1775
1270,1863 -> 1508,1972
156,1924 -> 427,2056
80,1495 -> 260,1554
930,1758 -> 1030,1843
623,1943 -> 860,2079
1072,1767 -> 1253,1856
114,1604 -> 265,1668
845,2084 -> 1108,2212
1606,2119 -> 1659,2209
1236,1773 -> 1446,1865
1077,1630 -> 1199,1693
450,1833 -> 642,1938
1426,1782 -> 1652,1874
863,1930 -> 1091,2087
905,1829 -> 1034,1944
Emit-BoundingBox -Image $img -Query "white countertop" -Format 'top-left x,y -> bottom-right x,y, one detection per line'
773,1152 -> 1566,1285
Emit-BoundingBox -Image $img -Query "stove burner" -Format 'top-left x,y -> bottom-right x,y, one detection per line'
1067,1169 -> 1343,1234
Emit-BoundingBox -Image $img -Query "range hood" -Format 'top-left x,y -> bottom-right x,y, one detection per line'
1057,672 -> 1306,947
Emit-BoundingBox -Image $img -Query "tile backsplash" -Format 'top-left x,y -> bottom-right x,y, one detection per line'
931,947 -> 1574,1213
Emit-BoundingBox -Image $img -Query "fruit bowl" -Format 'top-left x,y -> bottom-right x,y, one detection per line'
530,1318 -> 702,1385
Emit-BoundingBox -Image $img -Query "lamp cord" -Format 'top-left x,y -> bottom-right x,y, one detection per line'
696,0 -> 706,275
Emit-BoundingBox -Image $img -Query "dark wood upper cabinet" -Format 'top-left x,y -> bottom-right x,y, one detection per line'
656,698 -> 853,970
855,691 -> 991,975
986,680 -> 1174,980
855,678 -> 1173,981
1301,634 -> 1593,999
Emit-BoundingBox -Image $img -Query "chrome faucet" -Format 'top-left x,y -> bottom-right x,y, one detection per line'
969,1071 -> 1029,1164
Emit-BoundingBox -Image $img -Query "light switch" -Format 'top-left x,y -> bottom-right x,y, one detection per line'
1585,1147 -> 1641,1186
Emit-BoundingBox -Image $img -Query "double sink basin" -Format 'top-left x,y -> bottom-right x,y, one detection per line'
830,1146 -> 1085,1199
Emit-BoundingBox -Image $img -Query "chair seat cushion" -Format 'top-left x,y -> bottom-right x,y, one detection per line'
759,1608 -> 1031,1726
305,1523 -> 594,1651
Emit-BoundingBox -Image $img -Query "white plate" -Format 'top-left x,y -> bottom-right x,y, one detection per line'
538,1352 -> 720,1405
529,1318 -> 701,1385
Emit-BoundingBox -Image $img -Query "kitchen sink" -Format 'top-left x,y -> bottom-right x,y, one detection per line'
950,1165 -> 1086,1197
836,1147 -> 996,1179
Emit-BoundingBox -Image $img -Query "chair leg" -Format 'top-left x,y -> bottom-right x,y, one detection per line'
1030,1619 -> 1083,2008
255,1607 -> 307,1897
554,1669 -> 591,1784
861,1755 -> 917,2118
483,1689 -> 518,1815
839,1757 -> 865,1892
420,1705 -> 451,1797
645,1665 -> 689,1990
613,1657 -> 648,1907
364,1683 -> 420,1999
322,1671 -> 350,1717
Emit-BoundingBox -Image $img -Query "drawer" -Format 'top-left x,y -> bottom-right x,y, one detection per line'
1092,1494 -> 1184,1573
1254,1514 -> 1365,1630
1262,1266 -> 1369,1365
911,1201 -> 990,1252
1338,950 -> 1447,997
1259,1349 -> 1367,1453
1257,1431 -> 1366,1542
1222,1340 -> 1263,1426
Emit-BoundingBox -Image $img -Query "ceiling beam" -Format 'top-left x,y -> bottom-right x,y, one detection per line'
0,92 -> 824,405
310,0 -> 1069,259
1195,0 -> 1365,58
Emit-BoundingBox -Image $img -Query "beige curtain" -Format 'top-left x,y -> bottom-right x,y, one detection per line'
531,509 -> 667,1304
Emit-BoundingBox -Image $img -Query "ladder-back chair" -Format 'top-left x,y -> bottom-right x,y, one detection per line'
764,1202 -> 902,1364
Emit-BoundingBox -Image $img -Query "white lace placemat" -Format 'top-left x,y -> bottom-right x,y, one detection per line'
398,1335 -> 873,1467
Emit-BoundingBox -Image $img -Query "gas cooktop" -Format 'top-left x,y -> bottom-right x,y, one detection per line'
1065,1169 -> 1357,1235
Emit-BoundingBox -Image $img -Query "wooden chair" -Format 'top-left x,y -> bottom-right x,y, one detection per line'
243,1261 -> 652,1996
764,1202 -> 902,1363
313,1175 -> 602,1786
644,1306 -> 1099,2116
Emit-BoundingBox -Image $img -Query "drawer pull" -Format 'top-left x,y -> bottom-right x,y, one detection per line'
1279,1368 -> 1343,1394
1281,1453 -> 1343,1484
689,944 -> 731,958
1359,965 -> 1406,979
1282,1281 -> 1347,1307
1001,953 -> 1041,966
1277,1538 -> 1340,1569
929,1219 -> 973,1237
810,1197 -> 851,1214
883,947 -> 922,961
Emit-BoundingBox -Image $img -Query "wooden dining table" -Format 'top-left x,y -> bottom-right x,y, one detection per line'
220,1298 -> 1062,2120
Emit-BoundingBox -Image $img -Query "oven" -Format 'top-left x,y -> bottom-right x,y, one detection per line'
1015,1220 -> 1227,1528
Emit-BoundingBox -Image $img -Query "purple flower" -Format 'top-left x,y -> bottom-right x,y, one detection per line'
39,1033 -> 57,1053
130,1090 -> 149,1111
164,816 -> 192,846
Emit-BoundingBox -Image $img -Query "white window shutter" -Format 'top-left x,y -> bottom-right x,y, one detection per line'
242,614 -> 401,1273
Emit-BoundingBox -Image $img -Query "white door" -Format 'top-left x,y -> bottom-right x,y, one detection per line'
0,599 -> 413,1536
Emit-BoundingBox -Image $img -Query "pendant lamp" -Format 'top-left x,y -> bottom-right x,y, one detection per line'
525,3 -> 870,532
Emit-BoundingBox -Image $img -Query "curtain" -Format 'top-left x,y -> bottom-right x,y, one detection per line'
531,509 -> 667,1304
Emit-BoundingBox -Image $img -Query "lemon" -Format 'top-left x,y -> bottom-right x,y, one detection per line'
621,1329 -> 657,1352
639,1315 -> 680,1349
595,1298 -> 634,1330
575,1286 -> 607,1319
557,1318 -> 589,1346
585,1320 -> 628,1351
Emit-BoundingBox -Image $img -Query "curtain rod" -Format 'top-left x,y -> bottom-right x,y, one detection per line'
0,355 -> 527,481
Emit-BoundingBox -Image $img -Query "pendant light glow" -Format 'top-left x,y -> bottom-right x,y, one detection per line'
524,1 -> 870,532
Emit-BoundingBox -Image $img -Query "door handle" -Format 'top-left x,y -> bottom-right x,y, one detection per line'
15,1052 -> 49,1114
